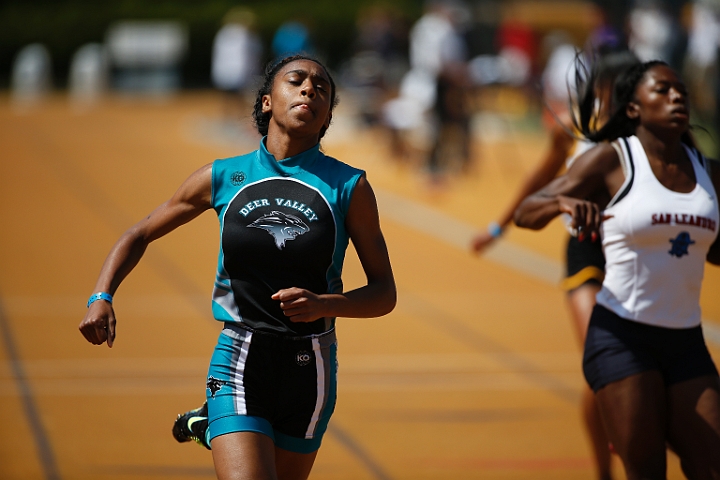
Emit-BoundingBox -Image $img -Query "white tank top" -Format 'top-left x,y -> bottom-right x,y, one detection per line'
596,135 -> 719,328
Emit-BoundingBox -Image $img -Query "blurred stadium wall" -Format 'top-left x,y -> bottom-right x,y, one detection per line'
0,0 -> 422,89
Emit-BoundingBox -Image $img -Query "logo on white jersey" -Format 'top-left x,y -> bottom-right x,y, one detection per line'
669,232 -> 695,258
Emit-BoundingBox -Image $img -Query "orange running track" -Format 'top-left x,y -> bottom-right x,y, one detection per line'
2,92 -> 718,479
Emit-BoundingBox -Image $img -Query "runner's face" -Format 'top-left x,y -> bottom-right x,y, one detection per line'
262,60 -> 333,138
628,65 -> 689,132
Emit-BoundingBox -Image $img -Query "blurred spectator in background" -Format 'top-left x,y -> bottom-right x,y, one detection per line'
494,1 -> 536,87
684,0 -> 720,130
353,5 -> 407,73
382,0 -> 473,182
585,3 -> 626,53
342,5 -> 409,126
11,43 -> 52,109
627,0 -> 684,66
540,32 -> 578,125
426,0 -> 474,180
212,8 -> 263,122
466,1 -> 536,88
68,43 -> 109,110
591,0 -> 632,35
464,1 -> 501,59
271,20 -> 313,59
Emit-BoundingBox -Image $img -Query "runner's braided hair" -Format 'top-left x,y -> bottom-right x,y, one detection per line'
252,54 -> 339,140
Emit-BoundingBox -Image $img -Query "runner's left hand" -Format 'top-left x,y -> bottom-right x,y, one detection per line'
272,288 -> 328,323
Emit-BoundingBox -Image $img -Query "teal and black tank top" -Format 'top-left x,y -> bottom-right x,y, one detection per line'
210,138 -> 364,336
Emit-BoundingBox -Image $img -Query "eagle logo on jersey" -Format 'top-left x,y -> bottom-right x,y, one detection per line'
206,376 -> 230,398
669,231 -> 695,258
248,211 -> 310,249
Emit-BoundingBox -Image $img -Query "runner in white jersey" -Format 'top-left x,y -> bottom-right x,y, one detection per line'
515,59 -> 720,479
473,50 -> 639,480
598,135 -> 719,328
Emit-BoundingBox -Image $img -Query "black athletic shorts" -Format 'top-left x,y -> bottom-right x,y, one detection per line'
583,304 -> 719,392
562,235 -> 605,291
206,322 -> 337,453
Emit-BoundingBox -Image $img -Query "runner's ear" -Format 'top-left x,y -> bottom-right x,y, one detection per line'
262,94 -> 271,114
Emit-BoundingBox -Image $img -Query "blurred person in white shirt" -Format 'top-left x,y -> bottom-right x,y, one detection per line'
212,8 -> 263,121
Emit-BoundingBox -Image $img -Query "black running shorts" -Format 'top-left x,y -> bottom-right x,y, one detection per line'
583,304 -> 719,392
206,322 -> 337,453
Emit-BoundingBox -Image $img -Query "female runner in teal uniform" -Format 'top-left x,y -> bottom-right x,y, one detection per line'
79,54 -> 397,480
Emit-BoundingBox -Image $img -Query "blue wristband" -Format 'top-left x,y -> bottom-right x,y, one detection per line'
488,222 -> 503,238
87,292 -> 113,308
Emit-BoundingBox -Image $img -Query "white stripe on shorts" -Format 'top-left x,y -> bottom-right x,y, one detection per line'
305,337 -> 325,438
232,331 -> 253,416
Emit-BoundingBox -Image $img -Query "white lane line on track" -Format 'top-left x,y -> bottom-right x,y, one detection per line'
374,188 -> 720,347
